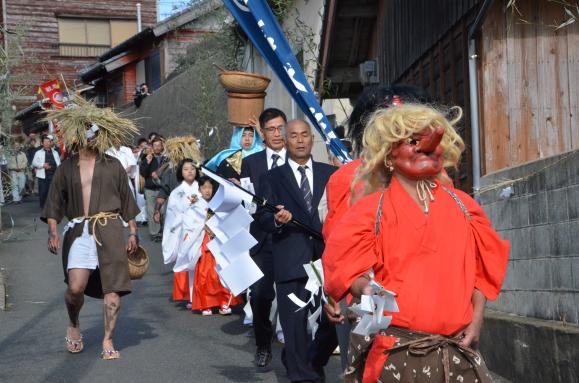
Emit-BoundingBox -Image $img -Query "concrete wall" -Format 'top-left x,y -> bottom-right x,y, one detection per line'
478,150 -> 579,382
479,149 -> 579,324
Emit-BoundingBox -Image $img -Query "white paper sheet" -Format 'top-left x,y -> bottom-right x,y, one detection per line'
218,204 -> 254,238
207,237 -> 230,269
206,214 -> 228,243
218,253 -> 264,296
307,305 -> 323,339
220,230 -> 258,260
288,293 -> 308,309
207,176 -> 253,213
348,278 -> 399,336
240,177 -> 257,214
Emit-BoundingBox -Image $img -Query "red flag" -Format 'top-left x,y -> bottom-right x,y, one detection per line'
39,79 -> 65,109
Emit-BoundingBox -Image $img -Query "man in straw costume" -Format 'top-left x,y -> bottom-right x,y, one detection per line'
323,103 -> 509,382
41,97 -> 141,360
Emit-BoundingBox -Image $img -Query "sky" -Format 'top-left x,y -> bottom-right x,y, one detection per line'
157,0 -> 195,20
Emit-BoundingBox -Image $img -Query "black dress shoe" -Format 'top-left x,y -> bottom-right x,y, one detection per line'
255,347 -> 272,368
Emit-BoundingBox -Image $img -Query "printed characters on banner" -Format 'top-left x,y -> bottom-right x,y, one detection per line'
39,79 -> 65,110
222,0 -> 352,164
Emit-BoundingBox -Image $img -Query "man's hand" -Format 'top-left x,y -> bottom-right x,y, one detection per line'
228,178 -> 241,186
127,234 -> 138,254
457,315 -> 483,348
350,275 -> 372,298
48,231 -> 60,254
43,163 -> 51,170
458,288 -> 487,348
188,195 -> 198,204
146,154 -> 153,164
274,205 -> 292,225
153,210 -> 161,223
323,300 -> 345,324
151,171 -> 159,180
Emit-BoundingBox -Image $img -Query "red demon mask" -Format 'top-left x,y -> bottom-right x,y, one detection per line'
390,125 -> 445,180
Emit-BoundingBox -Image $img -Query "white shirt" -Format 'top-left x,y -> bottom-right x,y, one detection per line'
31,148 -> 61,179
287,157 -> 313,194
266,147 -> 287,170
106,146 -> 137,175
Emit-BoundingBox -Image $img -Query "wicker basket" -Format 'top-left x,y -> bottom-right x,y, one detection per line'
128,246 -> 149,280
218,71 -> 271,94
227,92 -> 267,126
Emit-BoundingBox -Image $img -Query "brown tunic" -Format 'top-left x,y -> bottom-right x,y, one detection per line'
41,154 -> 140,299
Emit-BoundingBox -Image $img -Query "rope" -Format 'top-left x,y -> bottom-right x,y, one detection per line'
89,212 -> 121,246
65,212 -> 121,247
416,180 -> 437,213
474,150 -> 577,195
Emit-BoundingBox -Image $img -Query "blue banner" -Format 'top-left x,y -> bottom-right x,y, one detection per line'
222,0 -> 352,163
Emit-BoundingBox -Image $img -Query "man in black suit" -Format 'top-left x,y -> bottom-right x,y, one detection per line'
257,119 -> 338,383
240,108 -> 288,368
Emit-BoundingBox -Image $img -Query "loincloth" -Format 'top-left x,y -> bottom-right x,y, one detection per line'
67,221 -> 98,270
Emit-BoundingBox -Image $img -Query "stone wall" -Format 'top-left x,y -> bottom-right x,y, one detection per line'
479,149 -> 579,324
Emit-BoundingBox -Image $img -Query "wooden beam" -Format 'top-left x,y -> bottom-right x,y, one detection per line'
104,49 -> 150,73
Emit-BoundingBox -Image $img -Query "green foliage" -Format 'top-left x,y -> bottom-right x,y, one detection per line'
0,26 -> 28,138
268,0 -> 295,21
174,11 -> 244,158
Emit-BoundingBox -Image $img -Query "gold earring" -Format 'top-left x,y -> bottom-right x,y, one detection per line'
385,160 -> 394,172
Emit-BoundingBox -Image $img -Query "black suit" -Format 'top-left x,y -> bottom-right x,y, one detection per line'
256,160 -> 338,383
240,150 -> 276,350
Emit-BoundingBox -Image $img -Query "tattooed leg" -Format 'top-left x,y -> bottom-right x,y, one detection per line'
65,269 -> 91,340
103,292 -> 121,351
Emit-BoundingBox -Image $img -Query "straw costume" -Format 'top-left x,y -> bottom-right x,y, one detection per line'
41,97 -> 141,299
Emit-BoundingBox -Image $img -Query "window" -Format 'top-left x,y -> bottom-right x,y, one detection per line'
58,18 -> 136,57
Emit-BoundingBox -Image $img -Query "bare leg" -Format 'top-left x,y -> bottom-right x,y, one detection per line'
65,269 -> 91,340
103,292 -> 121,352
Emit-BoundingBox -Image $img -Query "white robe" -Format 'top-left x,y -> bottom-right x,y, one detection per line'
162,181 -> 207,273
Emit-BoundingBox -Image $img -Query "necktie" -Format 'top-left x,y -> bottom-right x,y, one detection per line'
298,166 -> 312,213
271,153 -> 280,169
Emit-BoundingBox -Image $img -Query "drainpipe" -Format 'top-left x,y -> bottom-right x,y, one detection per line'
467,0 -> 493,194
137,3 -> 142,32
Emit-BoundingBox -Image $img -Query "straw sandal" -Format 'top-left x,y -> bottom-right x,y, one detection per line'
101,349 -> 121,360
65,334 -> 84,354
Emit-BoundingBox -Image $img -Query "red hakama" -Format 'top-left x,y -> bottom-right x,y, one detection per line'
191,233 -> 243,311
172,271 -> 190,301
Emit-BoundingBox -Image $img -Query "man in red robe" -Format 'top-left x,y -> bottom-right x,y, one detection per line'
322,86 -> 433,371
323,103 -> 509,383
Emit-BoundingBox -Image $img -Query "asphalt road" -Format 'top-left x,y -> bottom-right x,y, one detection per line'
0,198 -> 342,383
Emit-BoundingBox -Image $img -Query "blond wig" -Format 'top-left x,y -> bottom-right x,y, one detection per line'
353,103 -> 465,198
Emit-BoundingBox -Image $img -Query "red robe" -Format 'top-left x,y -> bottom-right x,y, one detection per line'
323,176 -> 509,380
322,159 -> 363,240
191,233 -> 243,311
